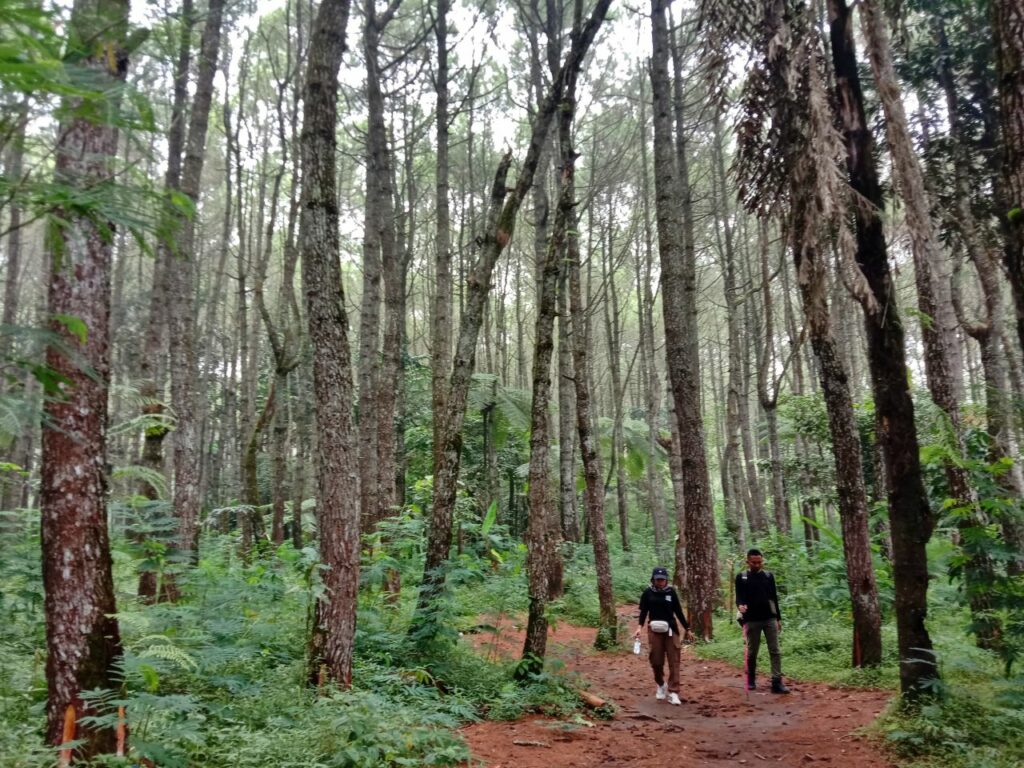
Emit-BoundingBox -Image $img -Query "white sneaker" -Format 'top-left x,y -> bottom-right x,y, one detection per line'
668,692 -> 681,705
655,684 -> 666,700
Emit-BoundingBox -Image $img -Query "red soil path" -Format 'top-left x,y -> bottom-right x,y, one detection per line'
461,605 -> 893,767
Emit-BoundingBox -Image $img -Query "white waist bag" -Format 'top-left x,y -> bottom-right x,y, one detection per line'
649,620 -> 672,636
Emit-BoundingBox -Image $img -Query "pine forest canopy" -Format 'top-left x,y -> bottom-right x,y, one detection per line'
0,0 -> 1023,763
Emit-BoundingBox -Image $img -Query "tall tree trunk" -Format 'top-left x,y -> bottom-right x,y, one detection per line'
651,0 -> 718,639
291,369 -> 307,548
521,173 -> 562,675
714,117 -> 767,538
664,393 -> 688,595
557,284 -> 580,541
993,0 -> 1024,355
135,0 -> 192,600
756,222 -> 792,534
602,233 -> 631,551
860,0 -> 976,549
1,106 -> 30,514
0,106 -> 27,359
432,0 -> 453,494
638,72 -> 670,558
523,0 -> 592,664
787,54 -> 883,662
936,18 -> 1009,639
361,0 -> 403,533
568,154 -> 617,653
357,86 -> 383,538
167,0 -> 226,561
41,0 -> 128,754
299,0 -> 358,687
829,0 -> 937,696
415,0 -> 613,638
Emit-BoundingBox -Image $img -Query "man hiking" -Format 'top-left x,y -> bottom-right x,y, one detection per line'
634,566 -> 693,705
736,548 -> 790,694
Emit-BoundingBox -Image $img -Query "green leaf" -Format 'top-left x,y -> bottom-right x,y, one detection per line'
53,313 -> 88,345
481,500 -> 498,536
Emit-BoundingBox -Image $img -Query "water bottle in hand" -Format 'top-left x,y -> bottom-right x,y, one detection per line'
633,638 -> 642,655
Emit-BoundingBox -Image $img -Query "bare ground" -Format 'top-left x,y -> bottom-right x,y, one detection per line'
461,605 -> 893,767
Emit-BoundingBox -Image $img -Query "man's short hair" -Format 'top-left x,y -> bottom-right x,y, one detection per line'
747,548 -> 763,557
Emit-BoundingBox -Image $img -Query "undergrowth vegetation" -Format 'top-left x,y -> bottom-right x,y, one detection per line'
3,460 -> 1022,767
0,511 -> 591,768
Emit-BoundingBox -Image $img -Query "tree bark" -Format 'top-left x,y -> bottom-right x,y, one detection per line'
935,18 -> 1010,639
415,0 -> 613,637
788,86 -> 883,664
602,227 -> 631,551
829,0 -> 937,696
568,154 -> 618,653
167,0 -> 226,560
993,0 -> 1024,355
432,0 -> 453,486
860,0 -> 976,548
41,0 -> 128,755
638,70 -> 670,558
299,0 -> 359,687
651,0 -> 719,639
557,284 -> 580,541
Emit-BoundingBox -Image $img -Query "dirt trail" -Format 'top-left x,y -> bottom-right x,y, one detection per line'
462,606 -> 893,767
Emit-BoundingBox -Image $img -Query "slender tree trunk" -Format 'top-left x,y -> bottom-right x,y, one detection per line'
0,107 -> 27,359
638,73 -> 670,558
357,53 -> 383,536
602,235 -> 631,551
651,0 -> 718,639
135,0 -> 192,599
756,222 -> 792,534
557,285 -> 580,541
936,19 -> 1010,638
829,0 -> 937,696
361,0 -> 402,533
861,0 -> 976,539
663,390 -> 688,595
291,370 -> 307,548
416,0 -> 613,636
788,90 -> 883,664
41,0 -> 127,754
167,0 -> 226,560
299,0 -> 358,687
993,0 -> 1024,355
568,158 -> 617,653
714,117 -> 767,538
432,0 -> 453,493
1,106 -> 30,514
521,178 -> 562,674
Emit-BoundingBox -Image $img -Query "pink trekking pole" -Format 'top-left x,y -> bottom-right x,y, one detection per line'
742,622 -> 750,700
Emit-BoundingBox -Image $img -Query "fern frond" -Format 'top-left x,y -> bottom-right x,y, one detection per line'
111,465 -> 168,499
137,643 -> 198,671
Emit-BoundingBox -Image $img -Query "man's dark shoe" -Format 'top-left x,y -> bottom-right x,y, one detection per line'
746,665 -> 756,690
770,676 -> 790,694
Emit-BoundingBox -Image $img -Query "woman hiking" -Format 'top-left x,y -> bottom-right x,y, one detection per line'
634,566 -> 694,705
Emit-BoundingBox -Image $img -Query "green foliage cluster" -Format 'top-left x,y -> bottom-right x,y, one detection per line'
0,513 -> 589,768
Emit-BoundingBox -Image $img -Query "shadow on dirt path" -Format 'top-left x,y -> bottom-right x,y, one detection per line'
461,605 -> 893,767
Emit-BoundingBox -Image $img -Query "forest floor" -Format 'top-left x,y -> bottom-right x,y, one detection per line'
461,605 -> 894,767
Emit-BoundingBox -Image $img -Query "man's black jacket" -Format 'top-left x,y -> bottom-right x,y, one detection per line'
735,569 -> 781,623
